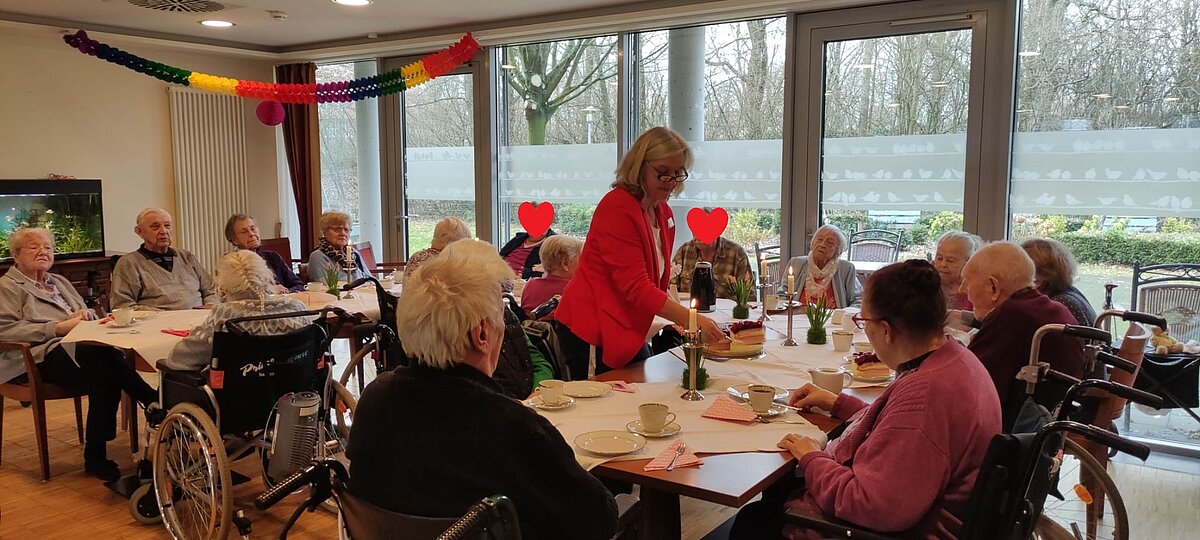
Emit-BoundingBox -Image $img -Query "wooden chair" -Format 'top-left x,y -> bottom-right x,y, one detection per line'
355,241 -> 406,278
0,342 -> 85,481
847,229 -> 901,263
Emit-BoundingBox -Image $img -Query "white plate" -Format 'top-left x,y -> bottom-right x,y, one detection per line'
574,430 -> 647,456
626,420 -> 682,438
841,360 -> 895,383
749,403 -> 791,418
563,381 -> 612,398
528,395 -> 575,410
727,384 -> 789,402
703,347 -> 766,361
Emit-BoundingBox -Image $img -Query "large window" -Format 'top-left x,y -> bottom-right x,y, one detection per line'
635,19 -> 787,258
496,37 -> 619,242
317,61 -> 381,247
1009,0 -> 1200,448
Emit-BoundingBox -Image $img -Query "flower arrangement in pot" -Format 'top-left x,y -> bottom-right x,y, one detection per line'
805,298 -> 833,345
727,275 -> 754,320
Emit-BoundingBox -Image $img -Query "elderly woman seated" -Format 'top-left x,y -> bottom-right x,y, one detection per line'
159,251 -> 310,372
782,224 -> 861,307
404,216 -> 472,279
1021,238 -> 1096,327
308,211 -> 369,284
732,260 -> 1001,538
933,230 -> 982,310
348,239 -> 618,539
225,213 -> 304,293
519,235 -> 583,314
0,228 -> 158,482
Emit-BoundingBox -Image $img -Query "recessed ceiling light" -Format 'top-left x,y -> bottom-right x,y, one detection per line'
1018,50 -> 1041,57
199,20 -> 234,28
1092,93 -> 1113,99
333,0 -> 372,5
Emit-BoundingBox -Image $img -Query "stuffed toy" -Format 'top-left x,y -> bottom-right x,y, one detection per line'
1150,326 -> 1185,355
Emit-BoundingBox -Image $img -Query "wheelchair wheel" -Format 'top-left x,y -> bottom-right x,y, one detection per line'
129,482 -> 162,525
331,380 -> 357,444
338,340 -> 375,393
152,403 -> 233,540
1037,438 -> 1128,540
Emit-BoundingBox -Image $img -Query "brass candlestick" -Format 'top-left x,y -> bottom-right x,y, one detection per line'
341,257 -> 356,299
782,291 -> 799,346
680,330 -> 705,401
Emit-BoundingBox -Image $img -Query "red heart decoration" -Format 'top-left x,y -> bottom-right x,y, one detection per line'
686,207 -> 729,244
517,201 -> 555,238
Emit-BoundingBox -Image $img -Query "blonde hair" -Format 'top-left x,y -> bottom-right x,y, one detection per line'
214,250 -> 276,302
539,235 -> 583,275
318,211 -> 352,232
432,217 -> 472,249
398,239 -> 513,369
612,127 -> 693,205
966,241 -> 1036,293
7,227 -> 54,258
1021,238 -> 1078,295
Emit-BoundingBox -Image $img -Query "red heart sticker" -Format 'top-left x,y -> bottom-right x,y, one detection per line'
518,201 -> 555,238
687,207 -> 729,244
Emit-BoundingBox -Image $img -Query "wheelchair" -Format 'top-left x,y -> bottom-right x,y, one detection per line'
338,276 -> 407,394
130,306 -> 357,540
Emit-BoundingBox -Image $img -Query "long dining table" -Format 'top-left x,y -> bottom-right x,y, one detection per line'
542,299 -> 887,539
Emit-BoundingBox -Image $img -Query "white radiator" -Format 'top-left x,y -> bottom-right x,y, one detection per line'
168,87 -> 248,273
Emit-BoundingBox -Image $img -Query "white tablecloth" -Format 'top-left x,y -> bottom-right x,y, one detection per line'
534,381 -> 827,470
59,310 -> 211,369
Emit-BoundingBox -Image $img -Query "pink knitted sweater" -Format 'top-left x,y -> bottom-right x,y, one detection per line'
787,340 -> 1001,539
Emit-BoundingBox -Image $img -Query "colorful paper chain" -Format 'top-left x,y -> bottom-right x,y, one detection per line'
62,30 -> 480,104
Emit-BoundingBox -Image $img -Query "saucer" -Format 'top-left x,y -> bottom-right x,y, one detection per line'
626,420 -> 682,438
563,381 -> 612,398
575,430 -> 647,456
748,403 -> 789,417
727,383 -> 788,402
108,320 -> 137,328
529,395 -> 575,410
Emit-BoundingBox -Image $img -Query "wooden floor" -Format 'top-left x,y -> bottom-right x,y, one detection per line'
1,396 -> 1195,539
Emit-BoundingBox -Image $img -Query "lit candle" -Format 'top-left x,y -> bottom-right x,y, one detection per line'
787,265 -> 795,298
345,244 -> 353,268
689,298 -> 698,333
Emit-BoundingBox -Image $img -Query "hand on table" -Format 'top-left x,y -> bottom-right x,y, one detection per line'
270,284 -> 289,294
698,315 -> 726,344
778,432 -> 822,460
788,383 -> 838,412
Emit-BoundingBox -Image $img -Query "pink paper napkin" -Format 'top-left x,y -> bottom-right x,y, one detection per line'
643,439 -> 702,472
98,315 -> 114,325
161,328 -> 190,337
608,380 -> 636,393
701,395 -> 759,423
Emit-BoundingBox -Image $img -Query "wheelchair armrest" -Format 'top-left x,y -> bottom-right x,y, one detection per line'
783,506 -> 896,540
613,493 -> 641,538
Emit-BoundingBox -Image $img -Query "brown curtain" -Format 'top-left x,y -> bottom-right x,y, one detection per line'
276,62 -> 320,255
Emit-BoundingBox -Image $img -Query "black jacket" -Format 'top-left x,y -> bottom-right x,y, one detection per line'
499,229 -> 557,279
347,363 -> 618,540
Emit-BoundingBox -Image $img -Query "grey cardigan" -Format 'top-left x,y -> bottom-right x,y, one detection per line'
110,247 -> 218,311
780,256 -> 862,308
0,266 -> 92,383
307,248 -> 369,284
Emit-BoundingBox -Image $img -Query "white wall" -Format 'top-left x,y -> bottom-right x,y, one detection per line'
0,24 -> 282,253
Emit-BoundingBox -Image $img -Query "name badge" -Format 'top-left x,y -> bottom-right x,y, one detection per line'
667,217 -> 675,229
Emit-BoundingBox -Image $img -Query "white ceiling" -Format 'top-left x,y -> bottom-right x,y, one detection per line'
0,0 -> 720,52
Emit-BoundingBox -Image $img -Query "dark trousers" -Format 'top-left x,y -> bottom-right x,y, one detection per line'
36,345 -> 157,459
552,320 -> 649,380
730,473 -> 806,539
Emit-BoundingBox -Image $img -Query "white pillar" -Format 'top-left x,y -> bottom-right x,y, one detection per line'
667,27 -> 706,252
354,62 -> 383,255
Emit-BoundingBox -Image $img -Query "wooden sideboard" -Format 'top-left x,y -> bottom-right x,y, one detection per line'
0,252 -> 123,314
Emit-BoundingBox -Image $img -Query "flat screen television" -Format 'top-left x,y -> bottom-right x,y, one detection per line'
0,179 -> 105,262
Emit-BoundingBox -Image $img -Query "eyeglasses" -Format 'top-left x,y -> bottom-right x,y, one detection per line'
850,313 -> 885,330
327,226 -> 352,233
655,170 -> 689,184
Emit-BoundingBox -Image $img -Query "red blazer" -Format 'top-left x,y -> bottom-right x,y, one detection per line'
556,188 -> 674,369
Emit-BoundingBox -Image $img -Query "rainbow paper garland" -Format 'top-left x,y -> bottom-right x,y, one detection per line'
62,30 -> 480,105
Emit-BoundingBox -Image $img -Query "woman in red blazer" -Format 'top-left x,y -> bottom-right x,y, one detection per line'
554,128 -> 725,377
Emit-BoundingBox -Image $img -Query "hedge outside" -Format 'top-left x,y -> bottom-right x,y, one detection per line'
1051,231 -> 1200,266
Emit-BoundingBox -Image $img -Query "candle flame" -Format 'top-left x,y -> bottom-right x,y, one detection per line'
691,298 -> 698,309
788,265 -> 794,276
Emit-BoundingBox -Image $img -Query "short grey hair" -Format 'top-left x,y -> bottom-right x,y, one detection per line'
398,239 -> 513,369
936,230 -> 983,258
214,250 -> 276,301
432,217 -> 472,249
224,213 -> 253,244
967,241 -> 1036,293
538,235 -> 583,275
318,211 -> 351,232
1021,238 -> 1078,296
812,223 -> 849,255
136,208 -> 171,227
8,227 -> 53,258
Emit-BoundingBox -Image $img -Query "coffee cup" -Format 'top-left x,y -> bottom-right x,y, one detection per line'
763,294 -> 780,311
810,367 -> 853,393
853,341 -> 874,354
831,309 -> 845,327
306,282 -> 324,293
832,330 -> 854,352
539,379 -> 565,405
747,384 -> 777,414
638,403 -> 677,433
112,307 -> 135,326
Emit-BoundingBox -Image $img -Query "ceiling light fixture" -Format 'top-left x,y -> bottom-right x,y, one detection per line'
1018,50 -> 1041,57
333,0 -> 372,5
199,20 -> 234,27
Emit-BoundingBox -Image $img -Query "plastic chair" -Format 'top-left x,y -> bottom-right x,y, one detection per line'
0,342 -> 86,481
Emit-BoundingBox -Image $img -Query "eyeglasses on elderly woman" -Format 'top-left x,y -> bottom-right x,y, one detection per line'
850,313 -> 886,330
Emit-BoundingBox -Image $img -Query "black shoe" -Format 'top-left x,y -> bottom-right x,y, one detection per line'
19,401 -> 31,408
144,402 -> 166,426
84,458 -> 121,482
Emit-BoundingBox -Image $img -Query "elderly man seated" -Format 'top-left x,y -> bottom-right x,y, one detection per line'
347,239 -> 618,539
672,233 -> 753,299
111,208 -> 218,310
955,241 -> 1087,430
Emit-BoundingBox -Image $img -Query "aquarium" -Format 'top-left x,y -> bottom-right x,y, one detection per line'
0,179 -> 105,262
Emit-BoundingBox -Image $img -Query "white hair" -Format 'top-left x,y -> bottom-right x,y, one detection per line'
967,241 -> 1036,293
214,250 -> 276,301
398,239 -> 512,369
813,223 -> 849,255
136,207 -> 171,227
432,217 -> 472,249
538,235 -> 583,275
7,227 -> 53,258
936,230 -> 983,257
